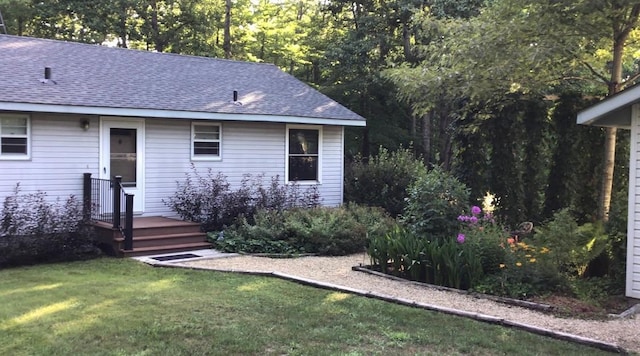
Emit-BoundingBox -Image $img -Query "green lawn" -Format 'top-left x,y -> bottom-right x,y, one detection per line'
0,258 -> 613,355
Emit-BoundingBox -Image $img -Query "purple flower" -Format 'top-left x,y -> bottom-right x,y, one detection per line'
456,233 -> 465,244
471,206 -> 482,216
469,216 -> 478,224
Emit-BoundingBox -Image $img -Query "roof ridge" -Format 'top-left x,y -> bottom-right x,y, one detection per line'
0,34 -> 278,68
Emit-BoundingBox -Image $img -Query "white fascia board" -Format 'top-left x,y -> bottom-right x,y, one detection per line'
0,102 -> 367,127
577,85 -> 640,125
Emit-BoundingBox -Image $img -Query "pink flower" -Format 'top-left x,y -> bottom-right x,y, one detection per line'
456,233 -> 465,244
471,206 -> 481,215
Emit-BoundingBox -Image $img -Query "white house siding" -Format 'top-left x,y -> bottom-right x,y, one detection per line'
627,104 -> 640,299
143,120 -> 344,216
0,113 -> 100,203
319,125 -> 344,206
0,114 -> 345,218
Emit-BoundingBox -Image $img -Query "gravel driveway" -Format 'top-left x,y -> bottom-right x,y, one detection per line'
177,253 -> 640,353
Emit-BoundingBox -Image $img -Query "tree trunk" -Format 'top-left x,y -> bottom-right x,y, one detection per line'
599,127 -> 617,221
402,23 -> 414,63
598,6 -> 640,221
223,0 -> 232,59
149,0 -> 164,52
118,3 -> 128,49
410,115 -> 416,142
421,111 -> 431,166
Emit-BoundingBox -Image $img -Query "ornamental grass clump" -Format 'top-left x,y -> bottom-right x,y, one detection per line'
368,216 -> 485,290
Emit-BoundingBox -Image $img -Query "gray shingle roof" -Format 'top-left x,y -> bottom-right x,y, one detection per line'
0,35 -> 365,125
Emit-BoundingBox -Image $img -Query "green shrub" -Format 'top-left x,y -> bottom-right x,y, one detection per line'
402,166 -> 470,239
473,239 -> 567,299
456,206 -> 507,276
601,189 -> 627,291
535,209 -> 608,277
345,147 -> 427,217
212,205 -> 394,256
164,166 -> 320,232
0,186 -> 100,267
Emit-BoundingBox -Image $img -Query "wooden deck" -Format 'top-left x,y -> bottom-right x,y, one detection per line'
93,217 -> 212,257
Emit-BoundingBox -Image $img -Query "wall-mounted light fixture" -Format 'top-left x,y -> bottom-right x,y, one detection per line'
80,119 -> 90,131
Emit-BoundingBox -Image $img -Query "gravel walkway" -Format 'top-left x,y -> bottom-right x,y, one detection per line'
176,253 -> 640,354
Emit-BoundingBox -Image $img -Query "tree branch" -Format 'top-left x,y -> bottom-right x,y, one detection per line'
622,71 -> 640,89
580,60 -> 609,84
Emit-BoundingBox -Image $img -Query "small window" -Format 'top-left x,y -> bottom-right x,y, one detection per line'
0,114 -> 30,159
287,126 -> 321,183
192,122 -> 221,160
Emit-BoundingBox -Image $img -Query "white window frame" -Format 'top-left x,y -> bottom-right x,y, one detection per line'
191,122 -> 222,161
0,113 -> 31,160
285,124 -> 322,184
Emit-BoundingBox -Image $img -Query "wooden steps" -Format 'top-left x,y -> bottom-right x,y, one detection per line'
93,217 -> 212,257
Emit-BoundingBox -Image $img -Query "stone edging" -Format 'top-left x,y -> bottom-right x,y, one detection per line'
146,260 -> 627,354
352,265 -> 555,312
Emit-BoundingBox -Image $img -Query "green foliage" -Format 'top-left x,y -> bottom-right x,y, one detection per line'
474,239 -> 566,299
402,166 -> 470,239
543,93 -> 603,221
535,209 -> 609,278
212,204 -> 394,256
603,188 -> 628,289
368,225 -> 483,289
344,147 -> 427,217
164,166 -> 320,232
0,185 -> 100,267
456,208 -> 507,276
569,277 -> 618,307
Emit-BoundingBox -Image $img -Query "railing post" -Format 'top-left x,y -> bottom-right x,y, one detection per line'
113,176 -> 122,229
124,194 -> 134,251
83,173 -> 92,222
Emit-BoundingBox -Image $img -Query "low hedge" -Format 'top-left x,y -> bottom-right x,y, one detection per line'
1,186 -> 101,268
211,204 -> 394,256
0,230 -> 101,268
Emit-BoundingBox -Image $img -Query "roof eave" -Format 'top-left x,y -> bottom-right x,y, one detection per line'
577,85 -> 640,128
0,102 -> 367,127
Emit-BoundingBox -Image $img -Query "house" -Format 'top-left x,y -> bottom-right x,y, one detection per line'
0,34 -> 365,255
577,87 -> 640,299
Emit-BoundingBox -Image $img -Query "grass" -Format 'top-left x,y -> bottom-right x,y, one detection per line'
0,258 -> 614,355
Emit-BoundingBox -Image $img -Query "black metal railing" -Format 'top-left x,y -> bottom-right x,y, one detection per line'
83,173 -> 134,251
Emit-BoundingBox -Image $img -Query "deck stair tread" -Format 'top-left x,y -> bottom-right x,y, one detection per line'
114,232 -> 207,242
93,216 -> 211,257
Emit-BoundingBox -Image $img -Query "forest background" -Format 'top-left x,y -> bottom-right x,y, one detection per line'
2,0 -> 640,228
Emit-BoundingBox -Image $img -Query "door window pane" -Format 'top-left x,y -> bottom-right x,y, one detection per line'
110,128 -> 137,187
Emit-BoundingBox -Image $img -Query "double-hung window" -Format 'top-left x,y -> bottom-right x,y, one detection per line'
286,125 -> 321,183
0,114 -> 30,159
191,122 -> 221,160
